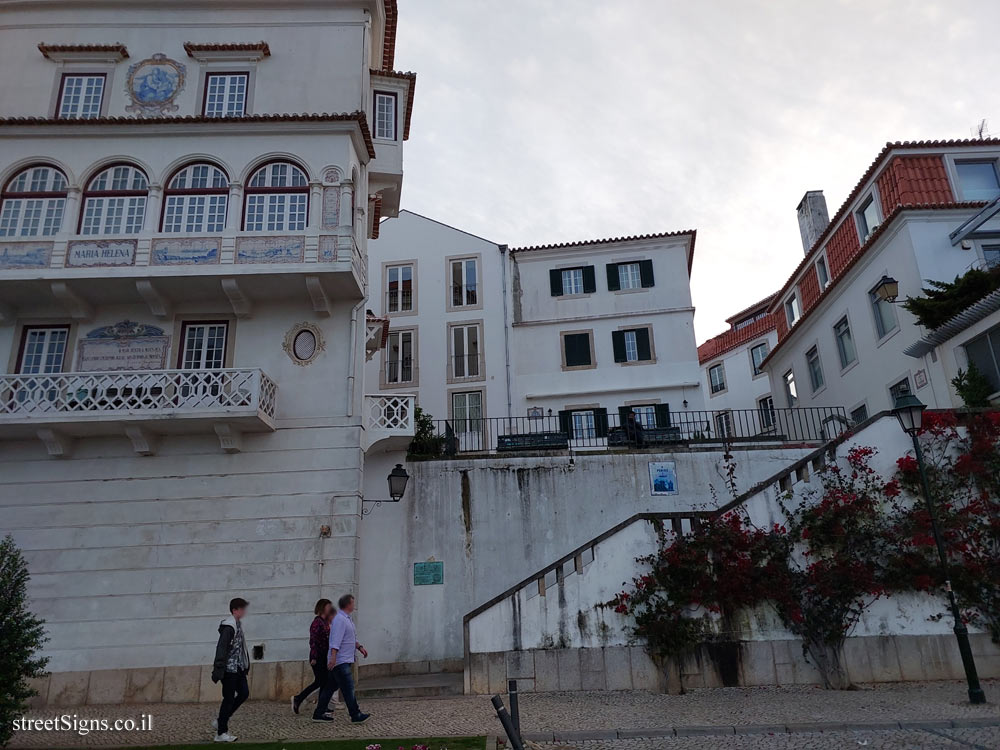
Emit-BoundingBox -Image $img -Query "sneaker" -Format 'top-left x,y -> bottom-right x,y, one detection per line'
323,712 -> 335,719
311,715 -> 335,723
291,696 -> 300,715
351,713 -> 370,724
214,733 -> 237,743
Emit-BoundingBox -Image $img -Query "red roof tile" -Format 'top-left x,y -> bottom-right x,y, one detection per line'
0,112 -> 376,160
697,315 -> 776,364
370,194 -> 383,239
183,41 -> 270,57
381,0 -> 398,71
370,69 -> 416,140
38,43 -> 128,59
724,292 -> 778,324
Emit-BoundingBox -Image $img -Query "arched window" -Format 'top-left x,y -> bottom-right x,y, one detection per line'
243,161 -> 308,232
162,163 -> 229,233
80,164 -> 148,235
0,165 -> 68,237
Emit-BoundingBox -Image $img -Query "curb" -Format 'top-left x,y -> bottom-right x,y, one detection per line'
521,717 -> 1000,741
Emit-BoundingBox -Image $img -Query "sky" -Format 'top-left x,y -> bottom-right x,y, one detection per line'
392,0 -> 999,343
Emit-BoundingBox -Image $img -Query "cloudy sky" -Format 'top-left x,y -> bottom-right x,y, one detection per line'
393,0 -> 996,343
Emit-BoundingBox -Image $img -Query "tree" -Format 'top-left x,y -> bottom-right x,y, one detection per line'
0,535 -> 48,747
407,406 -> 444,457
902,267 -> 1000,330
951,363 -> 996,409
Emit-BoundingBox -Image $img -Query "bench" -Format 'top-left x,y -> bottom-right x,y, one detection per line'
608,426 -> 683,446
497,431 -> 569,451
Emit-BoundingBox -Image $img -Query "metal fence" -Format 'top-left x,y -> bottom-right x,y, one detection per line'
410,406 -> 849,455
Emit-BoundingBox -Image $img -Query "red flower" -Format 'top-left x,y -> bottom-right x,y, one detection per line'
882,479 -> 901,498
897,455 -> 919,474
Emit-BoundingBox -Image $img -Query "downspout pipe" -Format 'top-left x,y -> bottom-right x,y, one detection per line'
499,244 -> 513,418
347,297 -> 366,417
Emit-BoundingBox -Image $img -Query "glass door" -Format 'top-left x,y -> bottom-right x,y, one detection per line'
178,321 -> 228,405
452,391 -> 483,451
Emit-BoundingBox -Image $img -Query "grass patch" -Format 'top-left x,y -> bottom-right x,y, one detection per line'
120,737 -> 487,750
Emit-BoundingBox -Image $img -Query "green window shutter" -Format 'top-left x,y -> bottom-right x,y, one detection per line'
639,259 -> 655,288
606,263 -> 621,291
594,408 -> 609,438
636,328 -> 652,361
565,333 -> 591,367
611,330 -> 627,362
582,265 -> 596,293
549,268 -> 563,296
618,405 -> 632,426
655,403 -> 671,429
558,409 -> 573,438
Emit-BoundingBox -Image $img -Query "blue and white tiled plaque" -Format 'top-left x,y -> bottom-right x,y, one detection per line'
151,238 -> 221,266
66,240 -> 137,267
236,236 -> 305,264
0,241 -> 52,269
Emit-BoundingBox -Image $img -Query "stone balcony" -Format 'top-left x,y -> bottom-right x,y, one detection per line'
363,393 -> 415,451
0,367 -> 276,455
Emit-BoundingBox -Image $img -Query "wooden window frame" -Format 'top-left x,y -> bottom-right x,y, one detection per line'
55,72 -> 107,119
201,71 -> 250,117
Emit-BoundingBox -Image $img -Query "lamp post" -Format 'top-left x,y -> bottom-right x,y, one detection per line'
361,464 -> 410,515
892,394 -> 986,704
874,275 -> 899,303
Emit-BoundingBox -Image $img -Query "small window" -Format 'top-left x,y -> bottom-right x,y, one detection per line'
612,327 -> 652,363
618,262 -> 641,290
550,266 -> 595,296
806,346 -> 824,392
292,329 -> 317,361
714,411 -> 733,438
451,323 -> 482,379
708,363 -> 726,394
750,341 -> 769,376
572,410 -> 597,440
850,404 -> 869,425
0,165 -> 68,237
963,324 -> 1000,393
758,395 -> 775,429
17,325 -> 70,373
783,369 -> 798,407
80,164 -> 148,235
385,330 -> 414,384
374,91 -> 397,140
982,244 -> 1000,269
631,404 -> 657,428
179,321 -> 228,369
162,163 -> 229,233
785,295 -> 801,327
57,74 -> 105,119
834,317 -> 857,368
889,377 -> 912,405
606,259 -> 654,290
856,195 -> 880,241
244,161 -> 309,232
956,161 -> 1000,201
203,73 -> 248,117
386,263 -> 414,313
816,256 -> 830,288
563,332 -> 593,368
450,257 -> 478,307
870,284 -> 899,339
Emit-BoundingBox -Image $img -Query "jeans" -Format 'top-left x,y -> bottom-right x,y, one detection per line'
330,662 -> 362,719
217,671 -> 249,734
295,662 -> 326,706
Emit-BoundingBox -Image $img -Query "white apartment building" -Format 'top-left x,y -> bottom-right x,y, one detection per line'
0,0 -> 418,703
760,141 -> 1000,420
697,294 -> 779,434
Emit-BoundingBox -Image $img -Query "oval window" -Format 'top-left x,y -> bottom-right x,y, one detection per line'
292,329 -> 317,361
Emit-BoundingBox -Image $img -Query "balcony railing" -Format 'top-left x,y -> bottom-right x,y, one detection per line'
0,368 -> 277,425
410,407 -> 849,456
364,393 -> 416,450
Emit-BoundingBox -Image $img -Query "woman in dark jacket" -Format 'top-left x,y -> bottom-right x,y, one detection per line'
291,598 -> 334,714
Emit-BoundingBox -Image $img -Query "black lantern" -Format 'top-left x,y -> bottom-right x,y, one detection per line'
892,393 -> 925,435
387,463 -> 409,501
874,275 -> 899,303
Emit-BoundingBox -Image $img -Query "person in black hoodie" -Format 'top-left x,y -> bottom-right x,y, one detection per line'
211,597 -> 250,743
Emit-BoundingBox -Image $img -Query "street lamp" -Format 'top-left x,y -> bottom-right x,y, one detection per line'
874,275 -> 900,303
892,394 -> 986,704
361,464 -> 410,515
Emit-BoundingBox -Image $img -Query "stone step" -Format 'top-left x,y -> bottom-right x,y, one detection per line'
356,672 -> 464,699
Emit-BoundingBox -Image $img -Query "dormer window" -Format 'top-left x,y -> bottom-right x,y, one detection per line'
784,294 -> 801,327
374,91 -> 397,140
956,160 -> 1000,201
816,255 -> 830,288
856,194 -> 880,241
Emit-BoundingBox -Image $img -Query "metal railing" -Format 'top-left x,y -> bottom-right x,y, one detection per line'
0,368 -> 277,420
410,406 -> 849,455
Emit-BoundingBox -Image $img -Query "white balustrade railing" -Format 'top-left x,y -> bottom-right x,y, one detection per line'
0,368 -> 277,421
364,394 -> 416,440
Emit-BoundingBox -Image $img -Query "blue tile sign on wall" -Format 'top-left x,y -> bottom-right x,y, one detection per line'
413,561 -> 444,586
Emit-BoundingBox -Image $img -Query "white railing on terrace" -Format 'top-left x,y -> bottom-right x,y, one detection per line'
0,368 -> 277,422
364,394 -> 415,448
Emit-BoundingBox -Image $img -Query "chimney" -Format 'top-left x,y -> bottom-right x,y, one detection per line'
796,190 -> 829,255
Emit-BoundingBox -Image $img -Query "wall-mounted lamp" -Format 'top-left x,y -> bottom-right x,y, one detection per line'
362,464 -> 410,516
873,275 -> 900,304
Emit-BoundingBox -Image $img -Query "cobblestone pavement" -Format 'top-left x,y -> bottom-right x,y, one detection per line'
9,681 -> 999,748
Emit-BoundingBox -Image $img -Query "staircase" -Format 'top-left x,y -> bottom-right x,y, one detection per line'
356,671 -> 464,699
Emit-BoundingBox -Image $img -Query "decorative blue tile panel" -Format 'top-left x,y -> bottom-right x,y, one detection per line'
0,241 -> 52,269
236,235 -> 305,264
151,238 -> 221,266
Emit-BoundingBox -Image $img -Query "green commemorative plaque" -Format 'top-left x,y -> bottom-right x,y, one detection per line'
413,561 -> 444,586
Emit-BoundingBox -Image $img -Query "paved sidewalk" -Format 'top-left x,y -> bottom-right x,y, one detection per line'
8,680 -> 999,748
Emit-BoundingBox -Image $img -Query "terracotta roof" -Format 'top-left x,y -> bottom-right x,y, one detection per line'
697,315 -> 776,364
511,229 -> 698,274
768,138 -> 1000,313
370,69 -> 416,140
183,41 -> 270,57
0,112 -> 376,160
38,43 -> 128,59
724,292 -> 778,325
381,0 -> 398,71
370,194 -> 383,239
760,201 -> 988,368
